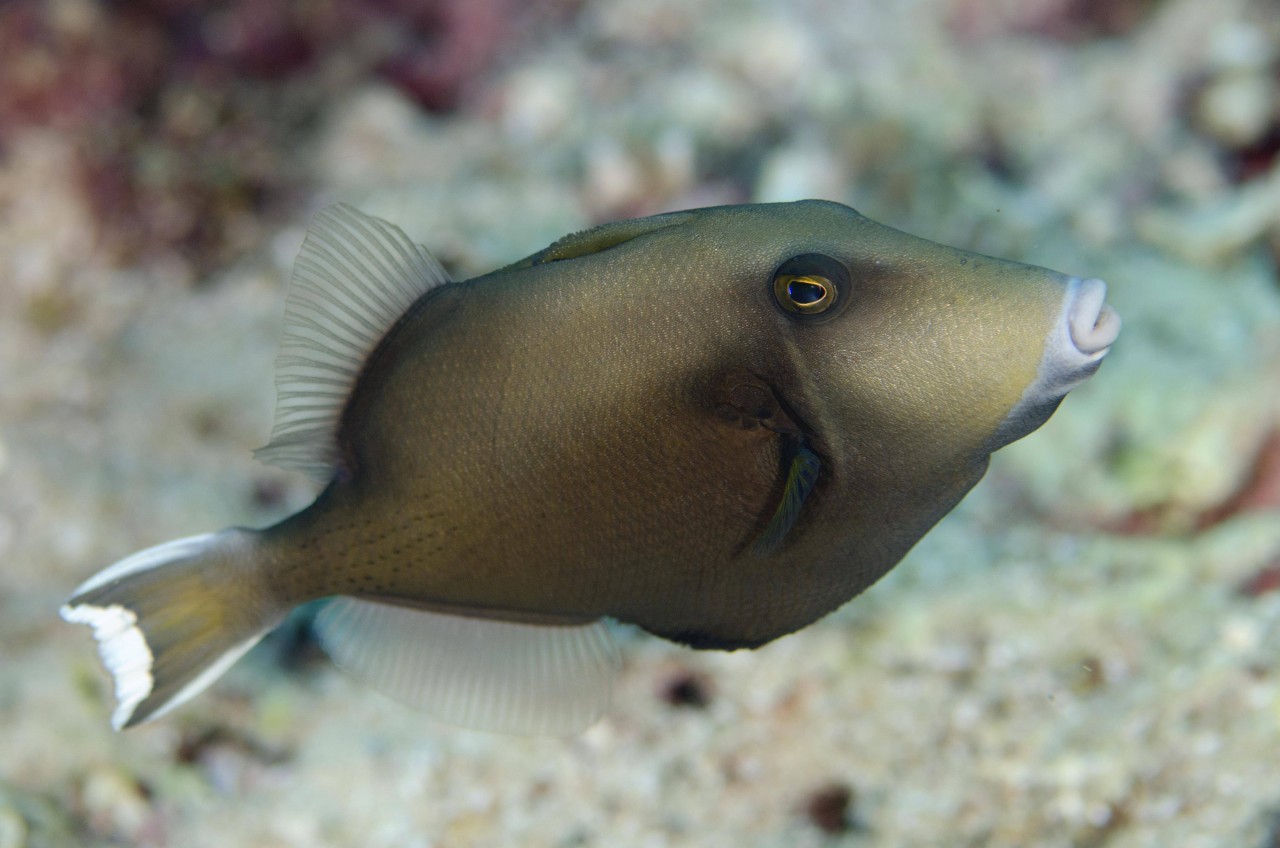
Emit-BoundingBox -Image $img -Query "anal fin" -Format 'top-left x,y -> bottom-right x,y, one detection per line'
313,598 -> 620,735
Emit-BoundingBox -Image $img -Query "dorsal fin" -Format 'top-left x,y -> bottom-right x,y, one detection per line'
255,204 -> 451,481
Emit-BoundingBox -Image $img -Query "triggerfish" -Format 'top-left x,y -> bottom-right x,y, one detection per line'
61,200 -> 1119,733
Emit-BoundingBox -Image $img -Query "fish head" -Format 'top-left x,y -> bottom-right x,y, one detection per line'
681,200 -> 1120,484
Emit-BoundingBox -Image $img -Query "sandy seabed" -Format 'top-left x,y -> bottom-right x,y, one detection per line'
3,0 -> 1280,846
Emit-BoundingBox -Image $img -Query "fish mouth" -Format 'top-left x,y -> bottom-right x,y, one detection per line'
1039,275 -> 1121,387
1066,277 -> 1121,358
985,275 -> 1120,451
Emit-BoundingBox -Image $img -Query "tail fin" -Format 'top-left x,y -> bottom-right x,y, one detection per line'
60,529 -> 283,730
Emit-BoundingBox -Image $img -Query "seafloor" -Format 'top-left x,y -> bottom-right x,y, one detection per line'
3,0 -> 1280,846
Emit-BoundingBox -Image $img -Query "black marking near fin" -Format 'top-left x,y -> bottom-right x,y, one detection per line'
752,439 -> 821,556
658,628 -> 775,652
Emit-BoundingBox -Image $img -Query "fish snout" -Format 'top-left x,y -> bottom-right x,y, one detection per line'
986,275 -> 1120,450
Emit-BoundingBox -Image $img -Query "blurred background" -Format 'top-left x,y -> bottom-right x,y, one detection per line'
2,0 -> 1279,845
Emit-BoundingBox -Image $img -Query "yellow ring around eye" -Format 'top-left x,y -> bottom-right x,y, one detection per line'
774,274 -> 836,314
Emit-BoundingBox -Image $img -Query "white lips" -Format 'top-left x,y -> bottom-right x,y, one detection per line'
1043,275 -> 1120,382
986,274 -> 1121,450
1067,277 -> 1121,356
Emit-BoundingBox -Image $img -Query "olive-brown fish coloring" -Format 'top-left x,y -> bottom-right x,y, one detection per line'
62,200 -> 1120,733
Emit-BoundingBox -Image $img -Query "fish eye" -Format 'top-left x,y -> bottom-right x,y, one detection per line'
771,254 -> 848,317
775,274 -> 834,313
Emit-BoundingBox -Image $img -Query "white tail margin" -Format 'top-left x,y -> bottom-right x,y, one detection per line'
61,529 -> 281,730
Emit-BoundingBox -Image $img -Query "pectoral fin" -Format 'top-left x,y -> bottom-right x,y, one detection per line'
711,370 -> 822,555
752,439 -> 821,555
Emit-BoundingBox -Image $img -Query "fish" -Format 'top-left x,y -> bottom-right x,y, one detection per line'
61,200 -> 1120,734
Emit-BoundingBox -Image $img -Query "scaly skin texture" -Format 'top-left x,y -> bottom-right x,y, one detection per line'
260,201 -> 1068,649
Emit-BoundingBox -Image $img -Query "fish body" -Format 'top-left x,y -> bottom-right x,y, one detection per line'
62,200 -> 1119,733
